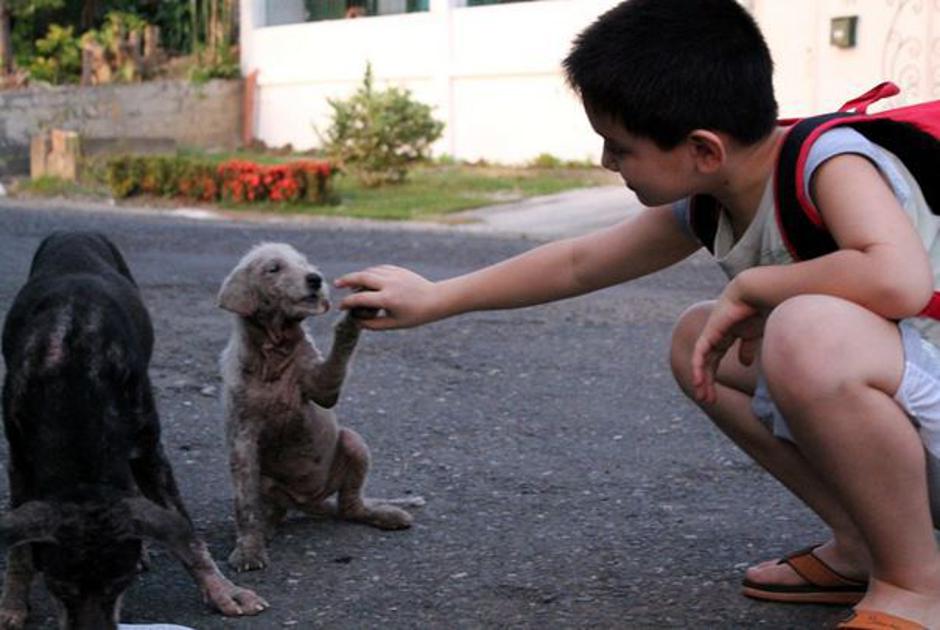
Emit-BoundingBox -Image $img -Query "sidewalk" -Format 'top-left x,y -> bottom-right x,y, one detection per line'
451,185 -> 640,239
0,184 -> 642,241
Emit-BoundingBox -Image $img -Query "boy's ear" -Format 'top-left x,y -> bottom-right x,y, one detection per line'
686,130 -> 726,174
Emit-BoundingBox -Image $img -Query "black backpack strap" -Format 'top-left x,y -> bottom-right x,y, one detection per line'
774,112 -> 850,261
688,194 -> 720,255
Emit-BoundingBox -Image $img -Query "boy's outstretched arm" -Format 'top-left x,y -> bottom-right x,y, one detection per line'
692,154 -> 935,403
336,205 -> 700,330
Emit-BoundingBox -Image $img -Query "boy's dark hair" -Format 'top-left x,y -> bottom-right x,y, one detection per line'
563,0 -> 778,148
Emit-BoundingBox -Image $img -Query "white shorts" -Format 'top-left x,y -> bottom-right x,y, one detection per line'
752,320 -> 940,523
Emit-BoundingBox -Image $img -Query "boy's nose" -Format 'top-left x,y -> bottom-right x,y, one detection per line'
600,150 -> 618,173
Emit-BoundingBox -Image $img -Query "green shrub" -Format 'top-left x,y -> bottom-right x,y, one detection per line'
28,24 -> 82,84
80,11 -> 152,83
106,156 -> 137,199
188,45 -> 241,85
529,153 -> 564,169
318,64 -> 444,187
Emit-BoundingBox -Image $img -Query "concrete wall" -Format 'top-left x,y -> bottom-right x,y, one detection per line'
0,79 -> 243,176
241,0 -> 940,165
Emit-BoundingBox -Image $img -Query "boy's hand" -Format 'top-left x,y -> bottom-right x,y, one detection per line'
335,265 -> 439,330
691,283 -> 761,405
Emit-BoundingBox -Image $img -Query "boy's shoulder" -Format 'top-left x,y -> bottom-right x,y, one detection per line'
684,125 -> 914,257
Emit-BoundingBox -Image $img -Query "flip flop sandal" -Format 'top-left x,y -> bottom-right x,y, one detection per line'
836,609 -> 927,629
741,545 -> 867,605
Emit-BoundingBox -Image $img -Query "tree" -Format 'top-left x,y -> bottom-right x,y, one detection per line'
0,0 -> 63,75
1,0 -> 11,74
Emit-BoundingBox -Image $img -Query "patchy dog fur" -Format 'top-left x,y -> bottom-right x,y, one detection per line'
0,231 -> 268,629
218,243 -> 421,572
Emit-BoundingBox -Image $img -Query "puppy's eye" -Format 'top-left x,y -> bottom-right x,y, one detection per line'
266,263 -> 282,274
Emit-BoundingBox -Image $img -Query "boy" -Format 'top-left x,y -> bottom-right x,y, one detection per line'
336,0 -> 940,627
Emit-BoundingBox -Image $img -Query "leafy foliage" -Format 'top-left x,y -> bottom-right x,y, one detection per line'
319,64 -> 445,187
79,10 -> 149,83
26,22 -> 79,83
4,1 -> 237,82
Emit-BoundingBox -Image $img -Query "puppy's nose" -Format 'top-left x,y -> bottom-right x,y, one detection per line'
306,273 -> 323,291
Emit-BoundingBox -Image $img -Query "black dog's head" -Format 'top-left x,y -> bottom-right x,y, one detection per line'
38,535 -> 141,628
2,499 -> 192,630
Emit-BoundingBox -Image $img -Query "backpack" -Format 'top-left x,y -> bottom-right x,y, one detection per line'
688,81 -> 940,319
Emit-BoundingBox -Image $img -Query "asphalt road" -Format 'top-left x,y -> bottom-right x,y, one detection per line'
0,201 -> 848,629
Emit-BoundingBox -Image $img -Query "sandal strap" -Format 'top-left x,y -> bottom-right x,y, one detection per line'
780,545 -> 865,588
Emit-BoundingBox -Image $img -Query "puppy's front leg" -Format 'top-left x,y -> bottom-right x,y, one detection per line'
129,425 -> 268,615
227,418 -> 269,572
302,313 -> 360,408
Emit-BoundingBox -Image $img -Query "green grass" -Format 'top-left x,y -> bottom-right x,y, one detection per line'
176,146 -> 303,166
224,164 -> 617,221
14,176 -> 109,198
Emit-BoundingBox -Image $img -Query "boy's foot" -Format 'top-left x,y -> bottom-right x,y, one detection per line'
844,576 -> 940,629
742,544 -> 868,605
836,609 -> 926,629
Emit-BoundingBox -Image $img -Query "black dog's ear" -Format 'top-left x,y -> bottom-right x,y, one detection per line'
218,266 -> 258,316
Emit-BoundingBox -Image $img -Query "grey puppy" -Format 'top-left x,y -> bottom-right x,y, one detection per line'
218,243 -> 420,572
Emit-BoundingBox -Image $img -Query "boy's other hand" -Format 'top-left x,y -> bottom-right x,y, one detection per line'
335,265 -> 439,330
691,287 -> 761,405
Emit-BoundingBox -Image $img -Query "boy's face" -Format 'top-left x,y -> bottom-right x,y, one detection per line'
585,103 -> 697,207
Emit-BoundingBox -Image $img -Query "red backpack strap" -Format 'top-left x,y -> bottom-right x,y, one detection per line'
838,81 -> 900,114
777,83 -> 940,321
774,113 -> 850,260
774,83 -> 904,261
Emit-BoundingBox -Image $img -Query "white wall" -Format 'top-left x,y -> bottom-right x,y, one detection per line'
241,0 -> 940,163
754,0 -> 939,116
241,0 -> 617,163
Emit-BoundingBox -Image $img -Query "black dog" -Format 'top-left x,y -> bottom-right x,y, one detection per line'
0,231 -> 268,629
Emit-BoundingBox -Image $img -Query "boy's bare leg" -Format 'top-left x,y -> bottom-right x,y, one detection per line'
670,301 -> 869,586
762,295 -> 940,624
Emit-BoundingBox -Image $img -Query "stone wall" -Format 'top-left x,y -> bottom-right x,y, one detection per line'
0,79 -> 243,176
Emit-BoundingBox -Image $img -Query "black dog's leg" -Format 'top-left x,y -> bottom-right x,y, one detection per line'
0,463 -> 36,630
129,401 -> 268,617
0,546 -> 33,630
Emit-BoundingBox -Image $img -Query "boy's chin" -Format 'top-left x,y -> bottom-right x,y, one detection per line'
632,189 -> 678,207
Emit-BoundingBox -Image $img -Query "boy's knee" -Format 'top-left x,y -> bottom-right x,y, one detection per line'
670,301 -> 714,384
763,295 -> 848,390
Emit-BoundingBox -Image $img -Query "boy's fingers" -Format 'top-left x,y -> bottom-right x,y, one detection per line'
691,336 -> 723,404
353,316 -> 394,331
738,338 -> 757,366
335,269 -> 383,290
339,290 -> 384,311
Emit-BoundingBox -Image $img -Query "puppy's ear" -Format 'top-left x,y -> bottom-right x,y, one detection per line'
218,267 -> 258,316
